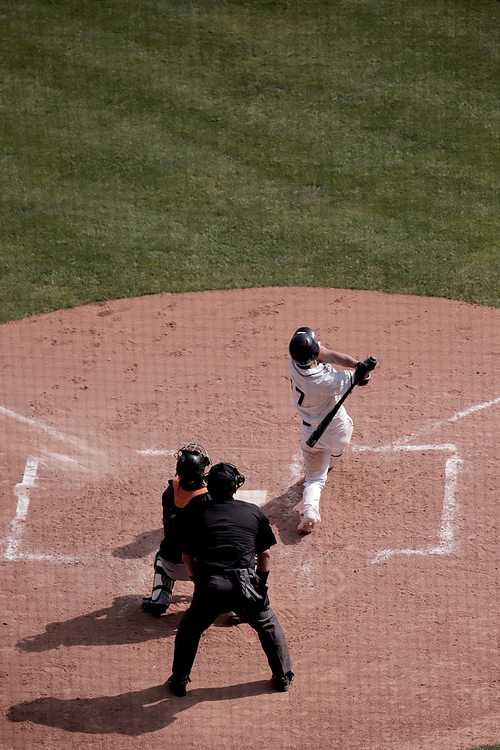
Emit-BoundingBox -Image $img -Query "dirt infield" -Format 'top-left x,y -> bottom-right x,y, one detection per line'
1,287 -> 500,750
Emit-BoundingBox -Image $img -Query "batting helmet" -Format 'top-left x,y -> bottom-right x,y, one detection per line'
175,443 -> 211,485
206,462 -> 245,498
289,327 -> 320,368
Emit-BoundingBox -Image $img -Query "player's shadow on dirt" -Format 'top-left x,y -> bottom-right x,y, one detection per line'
8,680 -> 272,735
112,528 -> 163,559
15,595 -> 187,652
263,480 -> 306,546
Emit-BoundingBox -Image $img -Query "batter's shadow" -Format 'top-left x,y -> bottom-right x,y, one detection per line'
16,594 -> 187,652
263,479 -> 306,546
7,680 -> 273,735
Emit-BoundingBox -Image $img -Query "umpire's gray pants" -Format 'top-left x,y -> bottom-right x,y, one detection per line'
171,573 -> 292,681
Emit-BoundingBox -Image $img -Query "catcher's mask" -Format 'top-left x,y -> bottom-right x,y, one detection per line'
175,443 -> 211,485
206,462 -> 245,498
289,327 -> 320,368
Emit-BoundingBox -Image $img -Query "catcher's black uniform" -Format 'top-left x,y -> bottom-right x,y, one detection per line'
143,479 -> 209,615
159,479 -> 209,563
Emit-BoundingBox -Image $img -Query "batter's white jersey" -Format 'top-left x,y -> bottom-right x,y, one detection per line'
288,356 -> 354,433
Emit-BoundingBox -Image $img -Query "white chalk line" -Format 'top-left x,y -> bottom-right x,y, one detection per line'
289,396 -> 498,564
1,404 -> 102,563
6,551 -> 81,563
137,448 -> 177,456
40,451 -> 84,467
392,395 -> 500,447
353,397 -> 499,562
5,456 -> 38,559
5,395 -> 497,565
363,397 -> 499,562
371,453 -> 464,564
292,441 -> 464,564
353,443 -> 457,454
0,404 -> 101,454
3,456 -> 81,563
355,441 -> 463,565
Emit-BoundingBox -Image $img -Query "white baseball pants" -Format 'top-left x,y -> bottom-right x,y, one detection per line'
299,416 -> 354,521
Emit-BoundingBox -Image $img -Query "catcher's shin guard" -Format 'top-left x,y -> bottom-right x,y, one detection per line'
142,554 -> 174,616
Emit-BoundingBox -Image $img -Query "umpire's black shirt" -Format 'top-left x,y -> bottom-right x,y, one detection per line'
180,496 -> 277,572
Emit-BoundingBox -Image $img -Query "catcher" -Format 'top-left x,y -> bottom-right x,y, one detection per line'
142,443 -> 211,616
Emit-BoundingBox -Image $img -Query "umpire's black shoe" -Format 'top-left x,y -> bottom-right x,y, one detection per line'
142,597 -> 167,617
274,670 -> 294,692
167,675 -> 191,697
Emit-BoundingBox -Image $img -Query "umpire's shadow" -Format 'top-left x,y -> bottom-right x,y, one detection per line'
7,680 -> 272,735
16,595 -> 187,652
263,479 -> 305,546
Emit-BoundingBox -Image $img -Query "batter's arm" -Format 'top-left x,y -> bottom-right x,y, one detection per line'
318,346 -> 358,369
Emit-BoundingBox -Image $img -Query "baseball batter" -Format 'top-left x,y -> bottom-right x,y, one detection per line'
288,327 -> 371,533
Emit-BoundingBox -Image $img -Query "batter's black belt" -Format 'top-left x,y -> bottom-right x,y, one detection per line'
302,420 -> 311,427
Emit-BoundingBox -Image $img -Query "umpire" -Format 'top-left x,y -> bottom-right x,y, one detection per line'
167,462 -> 294,697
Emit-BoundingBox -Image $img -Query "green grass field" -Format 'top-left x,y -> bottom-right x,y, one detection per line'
1,0 -> 499,322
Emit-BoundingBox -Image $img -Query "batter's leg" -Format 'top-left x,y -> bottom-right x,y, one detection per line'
298,417 -> 354,532
298,444 -> 330,530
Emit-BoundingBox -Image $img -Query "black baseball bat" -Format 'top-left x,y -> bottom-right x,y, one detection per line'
305,356 -> 377,448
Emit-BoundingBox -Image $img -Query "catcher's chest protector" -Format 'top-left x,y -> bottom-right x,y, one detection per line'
172,479 -> 208,509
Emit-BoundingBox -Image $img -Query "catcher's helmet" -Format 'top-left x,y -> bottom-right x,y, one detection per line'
289,327 -> 320,368
175,443 -> 211,483
206,462 -> 245,498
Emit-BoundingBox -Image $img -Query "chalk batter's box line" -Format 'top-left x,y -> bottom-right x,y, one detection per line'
0,446 -> 466,564
338,396 -> 500,563
0,405 -> 102,454
349,443 -> 463,564
2,395 -> 498,564
2,456 -> 84,563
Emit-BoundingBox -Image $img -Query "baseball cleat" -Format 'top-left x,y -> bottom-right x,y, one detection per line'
142,597 -> 168,616
297,511 -> 319,534
167,675 -> 191,697
274,670 -> 294,692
